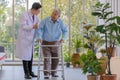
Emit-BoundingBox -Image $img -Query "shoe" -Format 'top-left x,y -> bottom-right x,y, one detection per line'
51,74 -> 58,80
52,74 -> 59,77
30,72 -> 38,77
24,74 -> 32,79
44,76 -> 49,79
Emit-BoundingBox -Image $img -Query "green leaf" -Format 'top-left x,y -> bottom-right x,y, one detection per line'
103,11 -> 113,19
119,28 -> 120,33
116,16 -> 120,25
103,3 -> 111,11
106,16 -> 117,22
95,2 -> 103,7
116,35 -> 120,44
91,11 -> 102,16
95,25 -> 106,33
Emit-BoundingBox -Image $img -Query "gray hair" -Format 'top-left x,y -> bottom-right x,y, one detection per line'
53,8 -> 61,16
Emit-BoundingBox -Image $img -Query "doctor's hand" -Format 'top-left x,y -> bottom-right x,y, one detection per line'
33,23 -> 38,29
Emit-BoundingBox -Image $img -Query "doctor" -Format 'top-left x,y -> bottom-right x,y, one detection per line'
15,2 -> 42,79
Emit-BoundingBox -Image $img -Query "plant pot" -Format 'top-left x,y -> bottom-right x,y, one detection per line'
97,56 -> 108,80
76,48 -> 80,53
87,75 -> 100,80
71,53 -> 80,68
66,62 -> 70,67
102,74 -> 117,80
107,47 -> 116,57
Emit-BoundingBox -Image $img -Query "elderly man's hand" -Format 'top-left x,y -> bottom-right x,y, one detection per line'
60,39 -> 64,43
38,39 -> 42,43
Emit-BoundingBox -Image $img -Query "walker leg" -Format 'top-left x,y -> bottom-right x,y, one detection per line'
37,43 -> 41,80
1,65 -> 2,70
61,45 -> 65,80
62,75 -> 65,80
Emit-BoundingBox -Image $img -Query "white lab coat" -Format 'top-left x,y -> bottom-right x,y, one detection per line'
15,10 -> 38,60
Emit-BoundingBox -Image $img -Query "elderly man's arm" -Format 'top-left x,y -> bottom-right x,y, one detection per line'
36,19 -> 45,43
60,21 -> 68,43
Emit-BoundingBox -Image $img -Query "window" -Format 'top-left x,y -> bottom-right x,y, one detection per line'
0,0 -> 97,61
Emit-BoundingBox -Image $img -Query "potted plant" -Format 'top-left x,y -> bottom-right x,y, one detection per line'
71,34 -> 82,68
99,48 -> 106,57
72,33 -> 82,53
83,22 -> 104,53
75,39 -> 82,53
64,51 -> 71,67
80,50 -> 101,80
92,2 -> 120,80
74,61 -> 82,68
98,48 -> 108,80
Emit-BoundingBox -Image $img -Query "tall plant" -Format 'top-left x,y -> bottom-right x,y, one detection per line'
92,2 -> 120,75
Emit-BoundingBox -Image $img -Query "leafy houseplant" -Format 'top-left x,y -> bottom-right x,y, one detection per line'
92,1 -> 120,79
80,50 -> 101,80
99,48 -> 106,57
98,48 -> 108,80
71,34 -> 82,68
83,22 -> 104,53
75,39 -> 82,53
64,52 -> 71,67
72,33 -> 82,53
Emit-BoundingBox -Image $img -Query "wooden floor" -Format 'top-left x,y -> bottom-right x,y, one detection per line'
0,66 -> 87,80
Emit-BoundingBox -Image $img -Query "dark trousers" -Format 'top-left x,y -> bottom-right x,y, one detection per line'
42,40 -> 60,76
22,55 -> 33,75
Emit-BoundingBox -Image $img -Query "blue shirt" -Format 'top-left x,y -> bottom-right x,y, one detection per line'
36,17 -> 68,42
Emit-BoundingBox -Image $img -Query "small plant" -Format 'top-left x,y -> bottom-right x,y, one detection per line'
72,33 -> 82,48
80,50 -> 101,75
75,39 -> 82,49
99,48 -> 106,54
64,51 -> 71,67
64,52 -> 71,63
74,61 -> 80,67
72,33 -> 82,53
64,53 -> 71,63
75,39 -> 82,53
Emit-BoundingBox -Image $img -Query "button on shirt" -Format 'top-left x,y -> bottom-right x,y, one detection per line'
36,17 -> 68,42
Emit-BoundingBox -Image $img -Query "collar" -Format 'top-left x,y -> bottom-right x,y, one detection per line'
49,17 -> 60,23
28,9 -> 34,16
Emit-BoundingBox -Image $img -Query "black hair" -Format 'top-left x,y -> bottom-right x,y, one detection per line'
31,2 -> 42,10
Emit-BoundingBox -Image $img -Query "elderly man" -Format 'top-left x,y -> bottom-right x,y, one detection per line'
15,2 -> 42,79
36,9 -> 68,79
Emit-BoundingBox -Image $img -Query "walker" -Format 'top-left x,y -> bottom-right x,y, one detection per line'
37,43 -> 65,80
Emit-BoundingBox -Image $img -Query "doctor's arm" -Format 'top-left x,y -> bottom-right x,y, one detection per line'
20,14 -> 38,30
